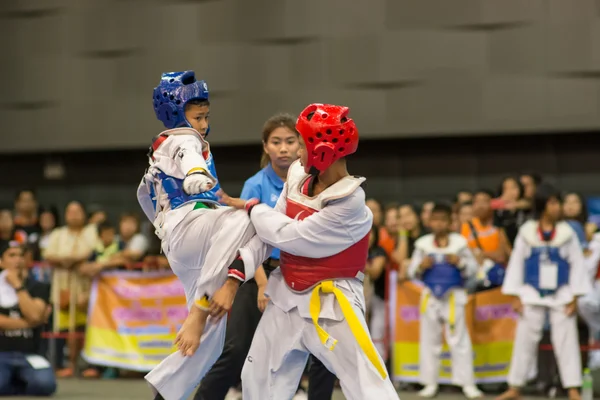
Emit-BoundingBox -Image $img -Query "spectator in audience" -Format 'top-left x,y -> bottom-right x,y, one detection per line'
520,171 -> 542,203
87,208 -> 107,226
455,190 -> 473,205
0,209 -> 24,249
115,213 -> 148,265
408,204 -> 482,399
44,201 -> 97,378
493,176 -> 529,244
0,240 -> 55,396
563,192 -> 591,251
79,221 -> 126,279
393,204 -> 424,281
498,183 -> 590,400
12,190 -> 41,246
457,201 -> 473,227
462,190 -> 511,290
578,229 -> 600,368
366,198 -> 383,228
364,225 -> 389,360
380,203 -> 400,272
420,201 -> 434,231
37,207 -> 59,261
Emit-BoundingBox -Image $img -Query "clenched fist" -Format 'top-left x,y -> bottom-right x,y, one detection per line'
183,173 -> 215,195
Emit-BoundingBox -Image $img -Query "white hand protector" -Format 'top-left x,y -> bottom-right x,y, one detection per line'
183,173 -> 215,195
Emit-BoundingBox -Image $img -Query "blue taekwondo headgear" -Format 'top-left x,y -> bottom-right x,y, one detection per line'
152,70 -> 210,134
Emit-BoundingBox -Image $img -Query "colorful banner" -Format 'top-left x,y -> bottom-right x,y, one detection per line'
391,281 -> 517,383
83,270 -> 187,372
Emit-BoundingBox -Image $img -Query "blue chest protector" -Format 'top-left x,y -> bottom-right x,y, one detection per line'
150,153 -> 221,212
524,246 -> 570,296
422,255 -> 464,298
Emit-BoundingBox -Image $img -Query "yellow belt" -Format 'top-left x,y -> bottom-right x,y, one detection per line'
309,280 -> 388,379
420,290 -> 456,334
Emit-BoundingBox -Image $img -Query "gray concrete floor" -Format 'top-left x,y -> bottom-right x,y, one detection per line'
3,379 -> 550,400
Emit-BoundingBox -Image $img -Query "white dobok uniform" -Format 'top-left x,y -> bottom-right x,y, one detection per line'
136,128 -> 259,400
502,220 -> 590,389
577,232 -> 600,339
236,161 -> 399,400
408,233 -> 479,387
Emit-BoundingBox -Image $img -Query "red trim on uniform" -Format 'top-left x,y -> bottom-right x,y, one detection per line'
537,224 -> 556,242
228,269 -> 245,282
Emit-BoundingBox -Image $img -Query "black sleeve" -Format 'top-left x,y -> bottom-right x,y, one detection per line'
26,280 -> 51,305
370,246 -> 388,260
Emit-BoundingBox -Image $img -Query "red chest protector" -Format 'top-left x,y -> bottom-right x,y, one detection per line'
279,165 -> 369,292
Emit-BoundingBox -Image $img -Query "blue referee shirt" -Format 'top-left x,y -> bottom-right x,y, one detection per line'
240,163 -> 284,260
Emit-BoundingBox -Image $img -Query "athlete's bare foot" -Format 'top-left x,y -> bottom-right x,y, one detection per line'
495,387 -> 521,400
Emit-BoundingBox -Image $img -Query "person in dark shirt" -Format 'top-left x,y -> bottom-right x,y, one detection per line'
364,226 -> 389,360
0,240 -> 55,396
13,189 -> 42,247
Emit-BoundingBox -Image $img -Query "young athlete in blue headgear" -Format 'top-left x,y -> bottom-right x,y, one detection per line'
137,71 -> 261,400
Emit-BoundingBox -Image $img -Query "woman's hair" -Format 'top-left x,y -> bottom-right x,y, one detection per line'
260,113 -> 297,168
533,182 -> 562,219
369,224 -> 380,251
497,175 -> 524,199
564,192 -> 588,224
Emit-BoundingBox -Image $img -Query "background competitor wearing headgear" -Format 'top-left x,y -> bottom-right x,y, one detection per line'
137,71 -> 261,400
219,104 -> 400,399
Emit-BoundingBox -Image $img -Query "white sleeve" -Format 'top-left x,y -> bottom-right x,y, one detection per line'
407,245 -> 425,279
567,236 -> 592,296
249,189 -> 372,258
584,238 -> 600,281
237,183 -> 288,280
501,233 -> 528,296
170,135 -> 214,180
459,245 -> 479,279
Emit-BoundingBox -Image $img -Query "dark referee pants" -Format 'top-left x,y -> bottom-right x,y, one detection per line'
194,263 -> 336,400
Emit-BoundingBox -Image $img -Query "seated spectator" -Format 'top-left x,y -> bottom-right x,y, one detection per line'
0,241 -> 55,396
115,213 -> 148,266
461,190 -> 511,290
79,221 -> 126,279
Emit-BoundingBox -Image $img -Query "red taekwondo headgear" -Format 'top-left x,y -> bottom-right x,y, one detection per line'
295,103 -> 359,175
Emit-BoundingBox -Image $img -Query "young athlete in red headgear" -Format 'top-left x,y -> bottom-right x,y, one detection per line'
218,103 -> 400,400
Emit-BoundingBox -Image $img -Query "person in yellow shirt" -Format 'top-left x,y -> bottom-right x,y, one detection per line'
43,201 -> 97,378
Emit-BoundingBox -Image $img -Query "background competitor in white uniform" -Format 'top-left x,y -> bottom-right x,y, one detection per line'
218,103 -> 400,400
408,204 -> 482,399
497,183 -> 590,400
137,71 -> 259,400
576,230 -> 600,368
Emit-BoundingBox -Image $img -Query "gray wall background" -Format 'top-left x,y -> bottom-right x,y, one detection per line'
1,0 -> 600,152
